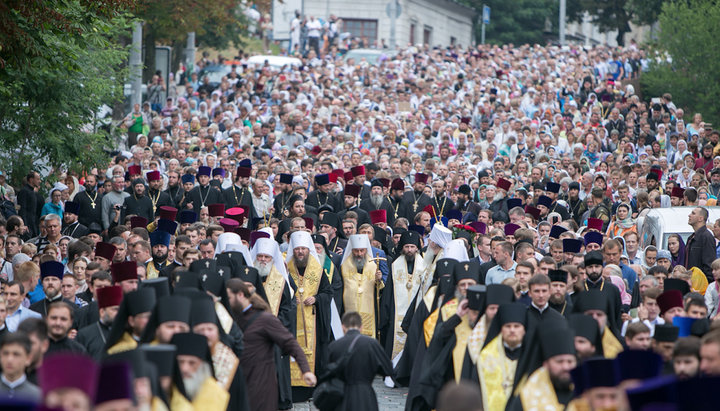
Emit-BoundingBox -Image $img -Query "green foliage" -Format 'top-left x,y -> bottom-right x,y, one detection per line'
641,0 -> 720,125
0,0 -> 132,186
460,0 -> 559,45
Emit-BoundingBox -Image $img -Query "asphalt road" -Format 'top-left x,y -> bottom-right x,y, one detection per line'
292,377 -> 409,410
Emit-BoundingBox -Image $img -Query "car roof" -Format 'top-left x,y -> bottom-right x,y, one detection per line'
645,207 -> 720,233
246,55 -> 302,67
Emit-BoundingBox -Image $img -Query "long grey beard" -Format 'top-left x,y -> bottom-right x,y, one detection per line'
354,257 -> 365,272
493,193 -> 504,202
255,261 -> 271,278
317,250 -> 326,263
183,362 -> 212,400
370,194 -> 383,208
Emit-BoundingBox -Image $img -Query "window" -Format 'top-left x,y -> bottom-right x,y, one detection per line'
423,26 -> 432,45
410,23 -> 416,45
343,19 -> 378,44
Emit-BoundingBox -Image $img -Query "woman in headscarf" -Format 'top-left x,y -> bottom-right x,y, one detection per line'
41,186 -> 65,218
667,234 -> 687,268
609,275 -> 632,306
606,203 -> 636,238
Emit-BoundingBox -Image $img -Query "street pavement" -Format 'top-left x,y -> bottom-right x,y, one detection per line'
292,377 -> 409,410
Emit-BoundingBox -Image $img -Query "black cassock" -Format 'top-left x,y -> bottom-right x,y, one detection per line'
216,253 -> 268,303
290,266 -> 334,403
29,297 -> 76,318
122,193 -> 154,221
360,196 -> 396,227
273,190 -> 293,218
47,336 -> 86,355
305,190 -> 341,213
394,287 -> 432,388
339,205 -> 370,227
74,301 -> 99,329
271,276 -> 297,409
181,184 -> 222,215
327,329 -> 393,411
223,184 -> 257,223
324,252 -> 344,313
429,195 -> 455,220
378,256 -> 413,360
164,184 -> 184,208
147,188 -> 174,219
76,321 -> 111,361
62,221 -> 89,238
399,190 -> 431,221
75,189 -> 104,227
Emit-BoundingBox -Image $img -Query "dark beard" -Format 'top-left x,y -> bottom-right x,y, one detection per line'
296,255 -> 308,268
549,293 -> 565,305
549,373 -> 572,392
153,252 -> 168,262
353,257 -> 365,272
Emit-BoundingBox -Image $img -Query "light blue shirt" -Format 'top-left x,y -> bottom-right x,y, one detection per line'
5,306 -> 42,333
485,261 -> 518,285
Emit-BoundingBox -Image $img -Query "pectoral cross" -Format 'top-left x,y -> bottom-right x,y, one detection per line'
218,269 -> 224,276
205,261 -> 210,268
202,274 -> 208,282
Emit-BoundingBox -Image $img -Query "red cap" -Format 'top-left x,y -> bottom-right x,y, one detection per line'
370,209 -> 387,224
97,285 -> 123,309
423,204 -> 436,218
351,165 -> 365,177
524,205 -> 541,220
415,173 -> 429,184
344,184 -> 361,198
657,290 -> 683,315
311,145 -> 322,156
496,178 -> 512,191
40,354 -> 99,401
95,242 -> 116,261
344,171 -> 354,181
146,170 -> 161,181
129,216 -> 148,229
303,217 -> 315,231
378,178 -> 390,188
219,218 -> 240,232
328,173 -> 338,183
391,178 -> 405,191
225,207 -> 246,224
158,206 -> 178,221
332,169 -> 345,178
235,227 -> 251,243
587,218 -> 603,231
208,203 -> 225,217
128,165 -> 142,176
671,186 -> 685,198
110,261 -> 137,283
236,167 -> 252,178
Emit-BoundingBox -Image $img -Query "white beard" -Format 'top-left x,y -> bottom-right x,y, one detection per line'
370,194 -> 383,208
182,362 -> 212,400
317,249 -> 326,263
353,257 -> 365,272
255,260 -> 272,278
493,193 -> 504,202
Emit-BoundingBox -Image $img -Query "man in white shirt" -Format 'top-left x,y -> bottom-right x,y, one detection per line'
306,16 -> 322,56
621,287 -> 664,336
486,241 -> 517,285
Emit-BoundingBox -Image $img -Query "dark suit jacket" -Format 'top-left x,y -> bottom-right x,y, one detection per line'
686,225 -> 717,281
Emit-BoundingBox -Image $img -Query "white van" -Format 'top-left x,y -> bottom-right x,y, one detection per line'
639,207 -> 720,249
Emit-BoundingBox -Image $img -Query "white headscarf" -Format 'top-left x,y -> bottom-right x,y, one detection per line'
443,239 -> 469,262
341,234 -> 374,266
214,232 -> 253,268
428,225 -> 453,249
285,231 -> 321,266
251,237 -> 293,297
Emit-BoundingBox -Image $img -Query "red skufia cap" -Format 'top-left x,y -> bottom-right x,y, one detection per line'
39,354 -> 99,401
378,178 -> 390,188
219,217 -> 239,232
95,242 -> 116,261
158,206 -> 178,221
311,145 -> 322,155
671,186 -> 685,198
208,203 -> 225,217
344,184 -> 361,198
587,218 -> 603,231
524,205 -> 541,220
496,178 -> 512,191
351,165 -> 365,177
391,178 -> 405,190
657,290 -> 683,315
344,171 -> 353,181
97,285 -> 123,309
110,261 -> 137,283
370,209 -> 387,224
303,217 -> 315,230
236,167 -> 252,178
415,173 -> 429,184
146,170 -> 161,181
423,204 -> 436,218
225,207 -> 245,223
328,173 -> 338,183
128,165 -> 142,176
129,216 -> 148,229
235,227 -> 251,242
332,169 -> 345,178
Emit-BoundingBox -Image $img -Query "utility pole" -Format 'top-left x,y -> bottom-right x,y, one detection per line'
186,32 -> 196,83
559,0 -> 566,45
481,5 -> 490,45
130,21 -> 143,108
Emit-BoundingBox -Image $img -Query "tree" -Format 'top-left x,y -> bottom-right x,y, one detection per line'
460,0 -> 559,45
0,0 -> 133,186
641,0 -> 720,125
571,0 -> 633,46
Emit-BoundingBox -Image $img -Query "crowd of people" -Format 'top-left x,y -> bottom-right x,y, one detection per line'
1,40 -> 720,411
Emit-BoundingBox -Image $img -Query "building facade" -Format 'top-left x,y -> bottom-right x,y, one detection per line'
273,0 -> 475,48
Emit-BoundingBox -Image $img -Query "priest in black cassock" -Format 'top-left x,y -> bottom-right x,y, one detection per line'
388,178 -> 406,222
164,171 -> 185,208
30,261 -> 75,317
146,170 -> 174,218
122,178 -> 154,222
548,269 -> 574,317
75,174 -> 104,227
339,184 -> 370,226
272,173 -> 295,219
306,173 -> 342,212
61,201 -> 89,238
223,166 -> 257,223
428,180 -> 455,221
76,285 -> 123,360
181,166 -> 222,215
400,173 -> 431,221
360,179 -> 396,228
312,234 -> 343,313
